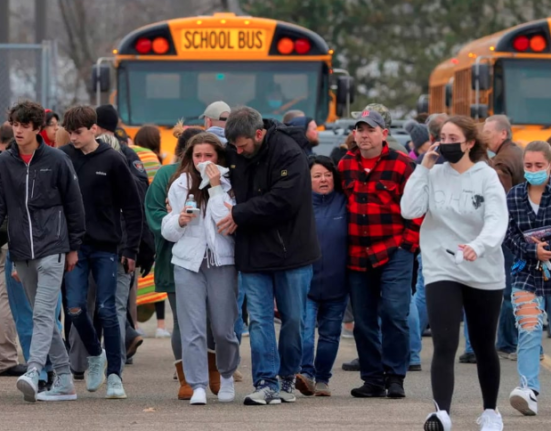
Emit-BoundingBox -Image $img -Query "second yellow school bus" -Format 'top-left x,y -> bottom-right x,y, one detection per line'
427,18 -> 551,146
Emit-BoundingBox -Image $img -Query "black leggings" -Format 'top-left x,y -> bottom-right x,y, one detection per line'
426,281 -> 503,413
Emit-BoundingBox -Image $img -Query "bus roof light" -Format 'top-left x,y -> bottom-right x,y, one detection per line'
295,39 -> 311,54
513,35 -> 529,52
135,38 -> 152,54
152,37 -> 170,54
277,37 -> 294,55
530,35 -> 547,52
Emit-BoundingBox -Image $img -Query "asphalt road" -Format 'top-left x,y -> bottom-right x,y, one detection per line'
1,313 -> 551,431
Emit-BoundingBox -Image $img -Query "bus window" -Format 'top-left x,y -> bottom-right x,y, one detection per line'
493,60 -> 504,115
117,61 -> 324,126
502,59 -> 551,124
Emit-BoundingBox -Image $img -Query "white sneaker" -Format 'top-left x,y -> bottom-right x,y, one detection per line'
424,404 -> 452,431
155,328 -> 171,338
218,376 -> 235,403
190,387 -> 207,405
477,409 -> 503,431
510,386 -> 538,416
16,367 -> 40,403
106,374 -> 127,399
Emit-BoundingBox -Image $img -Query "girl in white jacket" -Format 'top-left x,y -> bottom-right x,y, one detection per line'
401,116 -> 508,431
161,132 -> 239,405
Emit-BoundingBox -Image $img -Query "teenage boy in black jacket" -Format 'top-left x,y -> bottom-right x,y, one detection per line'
0,101 -> 85,402
220,106 -> 320,406
60,106 -> 143,400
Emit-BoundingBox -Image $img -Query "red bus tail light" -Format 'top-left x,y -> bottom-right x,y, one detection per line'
295,39 -> 311,54
513,36 -> 529,52
135,38 -> 152,54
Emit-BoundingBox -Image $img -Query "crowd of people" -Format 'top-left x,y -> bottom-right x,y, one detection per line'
0,98 -> 550,431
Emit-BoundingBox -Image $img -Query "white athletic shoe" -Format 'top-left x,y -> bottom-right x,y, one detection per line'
424,402 -> 452,431
190,387 -> 207,405
510,385 -> 538,416
476,409 -> 503,431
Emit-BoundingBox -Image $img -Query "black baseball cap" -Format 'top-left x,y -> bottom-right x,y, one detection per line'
354,110 -> 386,129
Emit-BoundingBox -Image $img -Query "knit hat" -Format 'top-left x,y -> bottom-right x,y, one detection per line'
286,116 -> 313,131
96,105 -> 119,133
404,120 -> 430,150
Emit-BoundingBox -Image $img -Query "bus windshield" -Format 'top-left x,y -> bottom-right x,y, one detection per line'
117,61 -> 328,126
497,59 -> 551,125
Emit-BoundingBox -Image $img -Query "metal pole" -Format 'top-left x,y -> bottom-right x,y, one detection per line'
0,0 -> 10,120
41,41 -> 48,107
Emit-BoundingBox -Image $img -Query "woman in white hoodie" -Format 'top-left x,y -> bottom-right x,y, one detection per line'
161,132 -> 239,405
401,116 -> 508,431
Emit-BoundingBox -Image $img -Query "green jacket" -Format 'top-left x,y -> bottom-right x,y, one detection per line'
145,164 -> 178,293
387,135 -> 408,154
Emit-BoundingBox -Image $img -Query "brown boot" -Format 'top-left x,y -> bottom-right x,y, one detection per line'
175,360 -> 193,400
208,351 -> 221,395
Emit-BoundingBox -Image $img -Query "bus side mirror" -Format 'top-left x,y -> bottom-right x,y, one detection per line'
416,94 -> 429,114
470,104 -> 488,119
471,63 -> 490,91
336,76 -> 355,105
445,83 -> 453,108
91,65 -> 111,93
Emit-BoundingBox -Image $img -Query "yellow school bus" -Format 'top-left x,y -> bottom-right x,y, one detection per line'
94,13 -> 353,160
425,18 -> 551,146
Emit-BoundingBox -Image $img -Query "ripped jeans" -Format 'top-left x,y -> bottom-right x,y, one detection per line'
64,244 -> 121,377
512,288 -> 545,393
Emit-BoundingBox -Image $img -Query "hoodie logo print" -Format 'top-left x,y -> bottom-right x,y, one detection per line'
472,194 -> 484,209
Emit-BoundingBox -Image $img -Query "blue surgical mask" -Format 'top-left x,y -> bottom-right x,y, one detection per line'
268,99 -> 283,109
524,169 -> 549,186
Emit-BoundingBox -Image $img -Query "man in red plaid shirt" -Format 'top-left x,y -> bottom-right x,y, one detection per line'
338,109 -> 421,399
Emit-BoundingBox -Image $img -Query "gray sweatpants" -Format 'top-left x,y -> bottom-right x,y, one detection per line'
69,262 -> 131,375
15,254 -> 70,375
175,261 -> 240,389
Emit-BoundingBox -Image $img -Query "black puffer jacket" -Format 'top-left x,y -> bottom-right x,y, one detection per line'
0,136 -> 86,261
228,119 -> 321,272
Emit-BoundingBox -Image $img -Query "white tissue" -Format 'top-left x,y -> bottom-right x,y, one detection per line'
197,161 -> 230,190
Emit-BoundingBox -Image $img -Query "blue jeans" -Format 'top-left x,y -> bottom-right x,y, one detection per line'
464,311 -> 474,354
235,272 -> 246,345
496,245 -> 517,353
408,295 -> 421,366
349,248 -> 413,384
546,296 -> 551,338
413,255 -> 428,334
301,297 -> 348,383
64,244 -> 121,377
512,288 -> 545,393
5,252 -> 62,381
241,265 -> 312,391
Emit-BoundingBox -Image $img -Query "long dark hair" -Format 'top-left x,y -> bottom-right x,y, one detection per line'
308,155 -> 343,193
169,132 -> 227,210
444,116 -> 488,163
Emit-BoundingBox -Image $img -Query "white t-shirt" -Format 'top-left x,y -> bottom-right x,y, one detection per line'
529,196 -> 540,215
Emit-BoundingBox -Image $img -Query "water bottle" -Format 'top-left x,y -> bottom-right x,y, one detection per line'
185,194 -> 197,213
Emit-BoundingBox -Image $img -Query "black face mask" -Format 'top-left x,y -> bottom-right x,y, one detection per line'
439,142 -> 465,164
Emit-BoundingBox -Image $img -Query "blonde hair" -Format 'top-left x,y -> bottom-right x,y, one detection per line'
55,126 -> 71,147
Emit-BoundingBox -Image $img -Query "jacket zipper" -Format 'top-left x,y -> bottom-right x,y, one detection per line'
276,230 -> 287,253
25,158 -> 35,259
31,170 -> 36,199
57,211 -> 62,237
